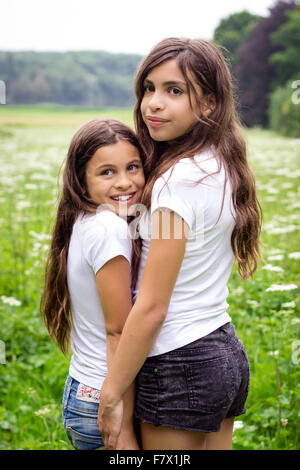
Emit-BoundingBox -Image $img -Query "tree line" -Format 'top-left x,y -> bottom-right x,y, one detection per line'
0,0 -> 299,135
0,50 -> 142,107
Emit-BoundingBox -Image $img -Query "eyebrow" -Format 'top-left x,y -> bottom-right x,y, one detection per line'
96,159 -> 141,170
144,78 -> 187,87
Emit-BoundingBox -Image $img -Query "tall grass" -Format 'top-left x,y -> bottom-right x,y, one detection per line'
0,107 -> 299,449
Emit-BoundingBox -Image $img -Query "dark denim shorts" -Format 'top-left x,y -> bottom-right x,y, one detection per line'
62,376 -> 105,450
134,322 -> 250,433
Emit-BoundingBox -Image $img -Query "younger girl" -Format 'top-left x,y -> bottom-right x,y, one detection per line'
41,119 -> 145,450
98,38 -> 262,450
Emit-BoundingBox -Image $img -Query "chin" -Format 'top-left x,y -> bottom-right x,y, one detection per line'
149,133 -> 169,142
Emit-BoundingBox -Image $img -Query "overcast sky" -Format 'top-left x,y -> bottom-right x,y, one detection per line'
1,0 -> 277,56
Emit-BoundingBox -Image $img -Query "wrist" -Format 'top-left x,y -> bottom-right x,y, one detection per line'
100,380 -> 122,406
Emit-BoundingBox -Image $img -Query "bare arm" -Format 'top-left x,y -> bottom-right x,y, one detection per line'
98,210 -> 188,449
96,255 -> 139,449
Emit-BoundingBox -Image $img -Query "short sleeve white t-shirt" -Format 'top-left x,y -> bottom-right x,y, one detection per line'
133,148 -> 235,357
67,209 -> 132,389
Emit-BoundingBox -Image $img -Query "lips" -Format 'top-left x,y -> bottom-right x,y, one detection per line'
110,192 -> 136,203
146,116 -> 170,126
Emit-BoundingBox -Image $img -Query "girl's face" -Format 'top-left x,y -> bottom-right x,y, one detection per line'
140,59 -> 200,142
85,140 -> 145,215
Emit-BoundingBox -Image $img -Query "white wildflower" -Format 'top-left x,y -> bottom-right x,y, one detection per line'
30,173 -> 45,180
16,201 -> 32,211
232,286 -> 245,296
288,169 -> 300,179
268,350 -> 279,358
288,252 -> 300,260
268,255 -> 284,261
247,300 -> 259,308
262,264 -> 284,272
24,183 -> 38,190
269,225 -> 299,234
279,309 -> 294,315
268,249 -> 284,255
29,230 -> 51,241
34,404 -> 57,417
0,295 -> 21,306
291,318 -> 300,325
233,421 -> 244,431
27,388 -> 37,398
266,284 -> 298,292
282,301 -> 296,308
266,187 -> 279,194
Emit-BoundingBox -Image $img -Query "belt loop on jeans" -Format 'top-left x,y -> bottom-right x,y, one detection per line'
63,375 -> 73,410
226,323 -> 240,347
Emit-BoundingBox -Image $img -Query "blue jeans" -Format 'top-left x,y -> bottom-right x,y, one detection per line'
62,376 -> 104,450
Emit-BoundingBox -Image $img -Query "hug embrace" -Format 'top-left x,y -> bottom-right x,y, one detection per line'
41,37 -> 262,450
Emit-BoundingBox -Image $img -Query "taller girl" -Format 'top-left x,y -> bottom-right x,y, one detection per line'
98,38 -> 262,450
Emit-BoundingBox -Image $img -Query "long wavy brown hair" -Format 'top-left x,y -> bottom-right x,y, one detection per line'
40,119 -> 144,354
133,37 -> 262,281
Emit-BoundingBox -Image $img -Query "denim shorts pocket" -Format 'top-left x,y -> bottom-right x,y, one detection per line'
184,353 -> 235,412
67,384 -> 99,416
65,418 -> 104,450
136,366 -> 159,411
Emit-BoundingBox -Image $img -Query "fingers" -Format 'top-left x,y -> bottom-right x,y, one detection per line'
107,433 -> 119,450
98,415 -> 120,449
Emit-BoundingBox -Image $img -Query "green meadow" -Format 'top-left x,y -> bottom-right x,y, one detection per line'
0,105 -> 299,450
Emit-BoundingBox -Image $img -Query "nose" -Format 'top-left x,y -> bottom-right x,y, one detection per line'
148,90 -> 165,111
115,171 -> 133,190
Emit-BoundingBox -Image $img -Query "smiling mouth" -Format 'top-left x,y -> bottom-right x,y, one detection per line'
110,192 -> 136,202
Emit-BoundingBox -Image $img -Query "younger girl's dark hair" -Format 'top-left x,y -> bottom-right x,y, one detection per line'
134,37 -> 262,280
40,119 -> 144,354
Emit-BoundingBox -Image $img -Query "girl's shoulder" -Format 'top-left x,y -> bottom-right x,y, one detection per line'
75,209 -> 129,240
158,147 -> 220,185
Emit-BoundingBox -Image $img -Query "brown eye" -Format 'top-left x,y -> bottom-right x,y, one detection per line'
128,164 -> 139,171
101,169 -> 114,176
169,87 -> 182,95
144,84 -> 154,93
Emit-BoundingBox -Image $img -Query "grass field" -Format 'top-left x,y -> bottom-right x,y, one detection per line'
0,105 -> 299,450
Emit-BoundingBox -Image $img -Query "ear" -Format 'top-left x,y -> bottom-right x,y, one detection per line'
202,94 -> 216,117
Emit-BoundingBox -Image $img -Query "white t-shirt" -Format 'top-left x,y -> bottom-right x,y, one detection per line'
67,209 -> 132,389
133,148 -> 235,357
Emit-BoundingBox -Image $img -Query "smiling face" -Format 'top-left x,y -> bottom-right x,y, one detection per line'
140,59 -> 201,142
85,140 -> 145,215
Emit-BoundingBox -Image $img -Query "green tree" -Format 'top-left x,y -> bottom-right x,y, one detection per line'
213,10 -> 261,67
268,79 -> 300,137
269,3 -> 300,87
233,0 -> 296,127
0,50 -> 142,106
